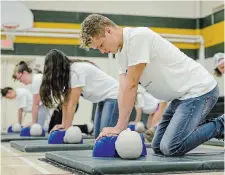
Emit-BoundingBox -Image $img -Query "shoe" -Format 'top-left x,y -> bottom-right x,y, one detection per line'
145,127 -> 156,142
201,114 -> 224,140
214,114 -> 224,140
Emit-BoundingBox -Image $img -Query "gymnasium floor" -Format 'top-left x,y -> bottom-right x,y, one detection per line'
1,141 -> 224,175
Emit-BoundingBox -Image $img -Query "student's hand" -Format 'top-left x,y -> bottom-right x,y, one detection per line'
23,122 -> 34,128
96,127 -> 122,141
12,122 -> 21,125
129,121 -> 139,125
50,124 -> 65,133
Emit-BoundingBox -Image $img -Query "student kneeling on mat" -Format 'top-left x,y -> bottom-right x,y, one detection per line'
39,49 -> 119,138
12,62 -> 49,128
80,14 -> 224,156
1,87 -> 33,126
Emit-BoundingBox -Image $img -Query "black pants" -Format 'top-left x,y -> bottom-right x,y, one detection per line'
48,104 -> 79,133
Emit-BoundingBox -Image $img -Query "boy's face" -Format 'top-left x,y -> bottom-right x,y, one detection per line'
90,27 -> 120,54
14,72 -> 30,85
5,90 -> 16,99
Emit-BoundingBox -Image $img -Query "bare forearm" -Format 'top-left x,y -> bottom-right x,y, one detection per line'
61,87 -> 81,129
157,102 -> 167,115
158,102 -> 167,114
135,108 -> 142,123
64,103 -> 77,129
18,109 -> 23,124
116,64 -> 145,131
32,104 -> 39,123
62,105 -> 67,126
118,87 -> 123,113
151,102 -> 168,127
117,84 -> 137,130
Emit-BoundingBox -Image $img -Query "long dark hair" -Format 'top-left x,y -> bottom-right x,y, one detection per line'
40,49 -> 96,108
12,61 -> 32,80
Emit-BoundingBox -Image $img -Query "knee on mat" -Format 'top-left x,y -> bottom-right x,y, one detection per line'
159,142 -> 185,156
152,148 -> 162,154
151,141 -> 161,154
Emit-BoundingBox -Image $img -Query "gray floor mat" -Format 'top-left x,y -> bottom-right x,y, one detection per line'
45,146 -> 224,174
1,132 -> 17,135
1,133 -> 18,135
203,138 -> 224,147
10,139 -> 95,152
1,134 -> 48,142
10,139 -> 151,152
83,135 -> 94,139
1,133 -> 93,142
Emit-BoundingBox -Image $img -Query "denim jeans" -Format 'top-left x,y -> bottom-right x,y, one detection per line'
94,99 -> 119,139
152,85 -> 224,156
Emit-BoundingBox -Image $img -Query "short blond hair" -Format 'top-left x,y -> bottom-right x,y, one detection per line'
80,14 -> 116,50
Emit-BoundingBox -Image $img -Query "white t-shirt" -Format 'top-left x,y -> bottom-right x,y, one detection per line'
116,27 -> 217,101
70,62 -> 119,103
135,91 -> 159,114
15,88 -> 33,112
31,74 -> 43,95
30,73 -> 53,121
31,73 -> 43,106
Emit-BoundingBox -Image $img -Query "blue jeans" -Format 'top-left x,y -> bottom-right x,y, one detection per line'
94,99 -> 119,139
152,85 -> 224,156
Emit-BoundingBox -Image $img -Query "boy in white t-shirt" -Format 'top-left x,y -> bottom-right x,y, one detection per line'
12,62 -> 49,128
1,87 -> 33,125
80,14 -> 224,156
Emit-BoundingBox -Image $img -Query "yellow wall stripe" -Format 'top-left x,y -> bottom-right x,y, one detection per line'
201,21 -> 224,48
34,22 -> 80,29
173,43 -> 200,49
34,22 -> 200,35
1,21 -> 224,49
14,36 -> 79,45
1,35 -> 199,49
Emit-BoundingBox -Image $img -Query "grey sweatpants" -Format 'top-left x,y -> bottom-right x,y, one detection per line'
37,105 -> 48,129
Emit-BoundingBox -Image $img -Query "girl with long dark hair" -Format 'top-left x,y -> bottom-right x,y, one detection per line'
40,49 -> 119,138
